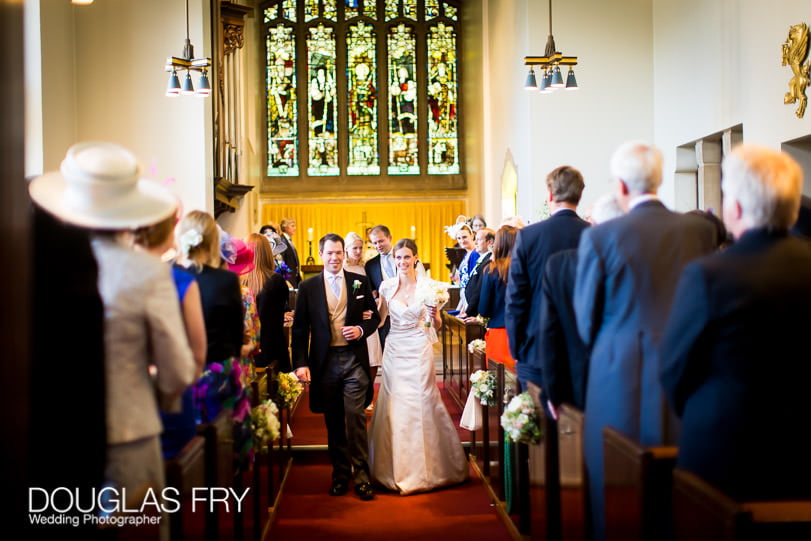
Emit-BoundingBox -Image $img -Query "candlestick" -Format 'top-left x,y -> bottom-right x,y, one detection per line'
306,240 -> 315,264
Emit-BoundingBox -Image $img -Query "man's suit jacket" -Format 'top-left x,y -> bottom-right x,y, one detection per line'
574,199 -> 715,540
660,229 -> 811,500
364,253 -> 391,346
282,233 -> 301,287
255,272 -> 291,371
537,249 -> 589,410
291,270 -> 380,413
464,251 -> 491,316
505,209 -> 590,384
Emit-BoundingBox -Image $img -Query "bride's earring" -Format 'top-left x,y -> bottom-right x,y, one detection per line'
414,259 -> 419,269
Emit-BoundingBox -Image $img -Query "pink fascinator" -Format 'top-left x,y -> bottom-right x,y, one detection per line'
227,238 -> 255,276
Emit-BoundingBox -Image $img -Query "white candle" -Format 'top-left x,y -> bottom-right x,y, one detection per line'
307,227 -> 313,241
410,225 -> 416,238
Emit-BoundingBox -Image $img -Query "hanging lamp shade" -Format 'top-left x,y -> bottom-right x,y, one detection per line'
197,69 -> 212,96
181,71 -> 195,95
565,68 -> 578,89
166,70 -> 181,96
525,68 -> 538,90
551,66 -> 564,87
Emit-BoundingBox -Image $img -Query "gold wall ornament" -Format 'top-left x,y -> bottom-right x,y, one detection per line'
781,23 -> 810,118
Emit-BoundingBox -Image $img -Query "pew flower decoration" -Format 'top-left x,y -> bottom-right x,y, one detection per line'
501,392 -> 543,444
415,279 -> 450,327
275,371 -> 303,409
251,399 -> 280,453
468,339 -> 486,354
470,369 -> 496,406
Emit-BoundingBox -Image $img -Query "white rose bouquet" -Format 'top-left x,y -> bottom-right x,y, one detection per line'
500,392 -> 543,444
251,399 -> 280,453
468,339 -> 486,353
415,279 -> 450,327
469,369 -> 496,406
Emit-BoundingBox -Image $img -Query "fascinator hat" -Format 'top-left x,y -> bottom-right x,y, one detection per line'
444,215 -> 472,240
263,230 -> 288,256
28,142 -> 177,229
225,237 -> 255,276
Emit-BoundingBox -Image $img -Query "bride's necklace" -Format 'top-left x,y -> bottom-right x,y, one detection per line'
398,279 -> 416,303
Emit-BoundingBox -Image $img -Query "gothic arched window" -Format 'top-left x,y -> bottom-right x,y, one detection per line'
262,0 -> 461,189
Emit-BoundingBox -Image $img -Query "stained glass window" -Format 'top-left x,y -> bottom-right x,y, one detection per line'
347,22 -> 379,175
388,24 -> 418,175
426,0 -> 439,20
283,0 -> 296,21
307,24 -> 339,176
363,0 -> 376,19
266,25 -> 298,176
442,2 -> 457,21
263,0 -> 462,180
384,0 -> 397,21
323,0 -> 337,21
304,0 -> 318,21
427,23 -> 459,174
403,0 -> 416,20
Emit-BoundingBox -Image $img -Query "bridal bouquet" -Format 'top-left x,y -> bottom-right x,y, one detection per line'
501,392 -> 543,444
275,371 -> 303,410
251,399 -> 280,453
415,279 -> 450,327
469,369 -> 496,406
468,339 -> 486,354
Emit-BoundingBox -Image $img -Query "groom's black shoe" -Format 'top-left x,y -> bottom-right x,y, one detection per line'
354,482 -> 374,501
329,480 -> 349,496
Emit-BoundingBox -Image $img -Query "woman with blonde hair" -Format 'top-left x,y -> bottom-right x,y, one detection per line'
176,211 -> 244,422
243,232 -> 291,372
345,231 -> 383,407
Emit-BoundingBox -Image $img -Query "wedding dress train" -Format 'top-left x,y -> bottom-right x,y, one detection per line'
369,279 -> 468,495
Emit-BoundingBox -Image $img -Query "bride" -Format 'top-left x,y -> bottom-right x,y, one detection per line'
369,238 -> 469,494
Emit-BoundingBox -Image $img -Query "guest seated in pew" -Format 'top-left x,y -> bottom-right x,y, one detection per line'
459,226 -> 495,320
478,226 -> 518,368
660,144 -> 811,501
29,142 -> 196,537
538,193 -> 624,413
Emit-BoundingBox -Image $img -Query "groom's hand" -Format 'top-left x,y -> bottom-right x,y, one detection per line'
294,367 -> 311,383
341,325 -> 363,341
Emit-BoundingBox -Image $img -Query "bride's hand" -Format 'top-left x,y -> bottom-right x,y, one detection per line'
425,305 -> 438,320
362,309 -> 373,320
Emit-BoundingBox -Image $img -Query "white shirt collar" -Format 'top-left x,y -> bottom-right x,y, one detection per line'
629,193 -> 659,210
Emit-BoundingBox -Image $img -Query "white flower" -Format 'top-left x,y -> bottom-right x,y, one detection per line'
500,392 -> 542,444
352,279 -> 362,292
468,339 -> 486,353
178,228 -> 203,256
469,369 -> 496,406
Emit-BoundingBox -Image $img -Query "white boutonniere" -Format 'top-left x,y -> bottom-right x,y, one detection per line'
352,279 -> 362,294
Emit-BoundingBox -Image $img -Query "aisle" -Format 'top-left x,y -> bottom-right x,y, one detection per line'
268,375 -> 512,540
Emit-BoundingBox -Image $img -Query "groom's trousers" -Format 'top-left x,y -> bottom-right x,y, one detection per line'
322,346 -> 371,485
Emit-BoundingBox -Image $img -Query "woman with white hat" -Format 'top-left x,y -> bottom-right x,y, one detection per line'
28,142 -> 197,531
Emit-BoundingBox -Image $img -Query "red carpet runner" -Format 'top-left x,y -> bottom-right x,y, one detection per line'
269,383 -> 512,540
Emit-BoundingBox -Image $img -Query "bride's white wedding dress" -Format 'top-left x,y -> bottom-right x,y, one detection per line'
369,278 -> 469,495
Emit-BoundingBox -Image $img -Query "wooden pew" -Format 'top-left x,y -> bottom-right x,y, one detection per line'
672,468 -> 811,541
198,408 -> 235,541
164,435 -> 206,541
440,311 -> 484,409
558,404 -> 588,541
602,426 -> 678,541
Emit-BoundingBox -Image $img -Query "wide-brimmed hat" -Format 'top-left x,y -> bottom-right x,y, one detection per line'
28,141 -> 177,230
226,237 -> 255,276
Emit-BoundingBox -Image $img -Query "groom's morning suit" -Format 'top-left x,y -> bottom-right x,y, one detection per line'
292,269 -> 380,486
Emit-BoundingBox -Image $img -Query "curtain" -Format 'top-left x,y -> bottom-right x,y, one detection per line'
262,199 -> 467,283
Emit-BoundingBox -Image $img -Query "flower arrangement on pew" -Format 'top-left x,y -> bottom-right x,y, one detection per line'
415,279 -> 450,327
275,371 -> 303,410
468,338 -> 486,354
251,399 -> 280,453
469,369 -> 496,407
501,392 -> 543,444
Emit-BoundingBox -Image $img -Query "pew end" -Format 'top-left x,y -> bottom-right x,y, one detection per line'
672,468 -> 811,541
603,426 -> 678,541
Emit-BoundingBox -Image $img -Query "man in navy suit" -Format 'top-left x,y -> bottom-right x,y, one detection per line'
365,225 -> 395,347
538,194 -> 625,412
660,145 -> 811,501
461,226 -> 495,318
505,165 -> 590,390
292,234 -> 380,500
573,141 -> 716,541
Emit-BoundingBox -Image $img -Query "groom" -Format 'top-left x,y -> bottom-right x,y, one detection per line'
292,233 -> 380,500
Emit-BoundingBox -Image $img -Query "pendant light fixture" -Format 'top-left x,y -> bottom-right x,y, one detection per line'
165,0 -> 211,97
524,0 -> 578,92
